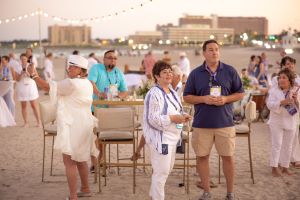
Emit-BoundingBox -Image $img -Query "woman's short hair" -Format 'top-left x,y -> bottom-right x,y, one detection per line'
277,68 -> 296,87
152,60 -> 172,83
280,56 -> 296,68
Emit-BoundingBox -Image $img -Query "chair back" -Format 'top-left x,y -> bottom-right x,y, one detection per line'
245,100 -> 256,122
95,107 -> 135,131
39,100 -> 57,125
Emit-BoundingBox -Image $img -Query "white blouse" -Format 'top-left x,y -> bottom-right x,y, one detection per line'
143,86 -> 182,154
267,86 -> 300,130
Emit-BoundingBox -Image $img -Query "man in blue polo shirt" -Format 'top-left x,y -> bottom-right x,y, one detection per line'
183,40 -> 244,200
88,49 -> 128,172
88,49 -> 128,107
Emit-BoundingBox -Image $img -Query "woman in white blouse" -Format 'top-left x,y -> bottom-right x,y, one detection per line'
28,55 -> 98,200
143,61 -> 191,200
267,68 -> 299,177
14,53 -> 40,127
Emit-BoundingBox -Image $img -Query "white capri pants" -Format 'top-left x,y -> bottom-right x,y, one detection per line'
269,124 -> 296,168
148,144 -> 176,200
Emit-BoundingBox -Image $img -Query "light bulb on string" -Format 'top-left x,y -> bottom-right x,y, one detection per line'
11,18 -> 15,22
18,16 -> 22,20
5,19 -> 10,23
24,14 -> 28,18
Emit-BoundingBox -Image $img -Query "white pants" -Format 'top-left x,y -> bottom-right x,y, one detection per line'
291,128 -> 300,162
148,144 -> 176,200
269,125 -> 296,168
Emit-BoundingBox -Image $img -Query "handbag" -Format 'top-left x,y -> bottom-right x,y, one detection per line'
176,131 -> 185,154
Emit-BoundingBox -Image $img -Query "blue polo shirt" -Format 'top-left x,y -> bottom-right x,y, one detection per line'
88,63 -> 128,108
183,61 -> 244,128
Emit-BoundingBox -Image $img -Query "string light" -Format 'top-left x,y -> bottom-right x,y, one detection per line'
0,0 -> 154,25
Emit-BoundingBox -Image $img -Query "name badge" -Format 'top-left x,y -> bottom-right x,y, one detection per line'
109,84 -> 118,97
176,123 -> 183,129
210,86 -> 221,97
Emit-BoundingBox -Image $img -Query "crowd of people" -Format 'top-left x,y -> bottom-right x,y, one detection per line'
1,40 -> 300,200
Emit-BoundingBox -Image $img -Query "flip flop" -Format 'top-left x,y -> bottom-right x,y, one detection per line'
77,191 -> 92,197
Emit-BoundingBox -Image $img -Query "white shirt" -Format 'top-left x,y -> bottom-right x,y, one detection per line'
143,86 -> 182,154
44,58 -> 55,81
178,57 -> 190,77
267,86 -> 300,130
8,58 -> 21,72
87,57 -> 98,74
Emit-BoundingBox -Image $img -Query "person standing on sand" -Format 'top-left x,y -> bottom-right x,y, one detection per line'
28,55 -> 98,200
183,40 -> 244,200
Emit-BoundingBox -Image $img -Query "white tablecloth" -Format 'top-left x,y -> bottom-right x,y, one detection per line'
124,74 -> 147,88
0,81 -> 16,127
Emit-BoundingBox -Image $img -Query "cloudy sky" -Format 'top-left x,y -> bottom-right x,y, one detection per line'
0,0 -> 299,41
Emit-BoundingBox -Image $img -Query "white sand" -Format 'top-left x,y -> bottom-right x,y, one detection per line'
1,47 -> 300,200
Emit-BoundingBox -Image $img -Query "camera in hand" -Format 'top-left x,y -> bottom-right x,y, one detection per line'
27,56 -> 32,64
284,104 -> 297,116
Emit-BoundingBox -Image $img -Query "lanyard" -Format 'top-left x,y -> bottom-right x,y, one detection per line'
106,70 -> 119,85
156,86 -> 183,113
205,64 -> 217,81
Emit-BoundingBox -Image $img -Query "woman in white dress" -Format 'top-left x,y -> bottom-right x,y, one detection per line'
143,61 -> 191,200
13,53 -> 40,127
28,55 -> 98,200
267,68 -> 300,177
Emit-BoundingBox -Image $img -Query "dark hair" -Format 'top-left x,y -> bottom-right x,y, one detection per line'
241,68 -> 247,72
104,50 -> 115,57
20,53 -> 27,58
280,56 -> 296,68
277,68 -> 296,87
1,55 -> 10,62
89,52 -> 95,57
72,50 -> 79,55
152,60 -> 172,83
163,51 -> 169,55
250,55 -> 256,61
257,56 -> 262,64
202,39 -> 219,51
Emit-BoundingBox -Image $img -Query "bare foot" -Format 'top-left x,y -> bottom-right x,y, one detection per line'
272,167 -> 282,177
23,123 -> 29,128
282,168 -> 293,176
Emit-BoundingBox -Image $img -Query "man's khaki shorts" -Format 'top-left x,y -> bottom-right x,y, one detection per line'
191,127 -> 236,157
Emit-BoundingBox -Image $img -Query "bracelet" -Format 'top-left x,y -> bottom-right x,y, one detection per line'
32,75 -> 39,80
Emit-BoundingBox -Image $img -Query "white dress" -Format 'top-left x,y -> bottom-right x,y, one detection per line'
0,81 -> 16,127
15,64 -> 39,101
50,78 -> 98,162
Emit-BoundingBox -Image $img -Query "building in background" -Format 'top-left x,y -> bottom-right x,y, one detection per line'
218,16 -> 268,35
128,31 -> 162,44
48,25 -> 91,46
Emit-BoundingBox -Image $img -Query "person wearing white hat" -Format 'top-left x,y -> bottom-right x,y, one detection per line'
28,55 -> 98,200
178,52 -> 190,83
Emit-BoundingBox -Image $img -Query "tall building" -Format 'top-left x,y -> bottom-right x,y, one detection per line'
218,17 -> 268,35
48,25 -> 91,46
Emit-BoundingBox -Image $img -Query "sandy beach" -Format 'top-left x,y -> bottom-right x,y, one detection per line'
1,47 -> 300,200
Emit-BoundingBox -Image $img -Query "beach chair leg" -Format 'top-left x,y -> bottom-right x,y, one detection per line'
42,136 -> 45,182
50,136 -> 55,176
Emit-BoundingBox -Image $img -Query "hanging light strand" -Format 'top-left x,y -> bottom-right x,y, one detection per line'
0,0 -> 154,25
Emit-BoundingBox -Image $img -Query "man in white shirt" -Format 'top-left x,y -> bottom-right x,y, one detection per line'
178,52 -> 190,83
87,52 -> 98,74
43,52 -> 55,82
8,52 -> 21,72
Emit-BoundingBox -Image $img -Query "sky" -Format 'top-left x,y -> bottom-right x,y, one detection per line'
0,0 -> 300,41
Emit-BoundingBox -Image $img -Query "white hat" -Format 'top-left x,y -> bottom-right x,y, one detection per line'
179,52 -> 186,57
67,55 -> 88,69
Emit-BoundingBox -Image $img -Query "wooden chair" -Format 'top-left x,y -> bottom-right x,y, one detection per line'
218,101 -> 256,184
95,107 -> 136,193
39,100 -> 57,182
